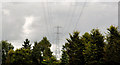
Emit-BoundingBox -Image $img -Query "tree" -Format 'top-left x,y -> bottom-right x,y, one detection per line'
5,49 -> 14,65
32,37 -> 54,65
89,29 -> 105,64
105,25 -> 120,64
60,45 -> 69,65
81,32 -> 92,65
6,48 -> 32,65
1,40 -> 14,65
81,29 -> 105,65
32,41 -> 43,65
22,39 -> 31,49
65,31 -> 85,65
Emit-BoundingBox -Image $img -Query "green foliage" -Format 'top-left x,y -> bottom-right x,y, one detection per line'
5,49 -> 14,64
60,45 -> 69,65
81,32 -> 92,64
87,29 -> 105,64
22,39 -> 31,49
105,25 -> 120,63
2,25 -> 120,65
40,37 -> 52,57
62,29 -> 105,65
6,48 -> 32,65
3,39 -> 33,65
1,40 -> 14,65
79,29 -> 105,65
32,37 -> 56,65
65,31 -> 85,65
32,41 -> 43,65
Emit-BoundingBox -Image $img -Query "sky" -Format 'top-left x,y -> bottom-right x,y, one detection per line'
1,0 -> 119,58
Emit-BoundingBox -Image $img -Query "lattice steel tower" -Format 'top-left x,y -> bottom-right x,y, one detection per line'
55,26 -> 62,59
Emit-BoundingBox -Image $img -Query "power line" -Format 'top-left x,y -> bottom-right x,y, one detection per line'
46,2 -> 53,42
63,3 -> 77,34
42,2 -> 49,37
74,0 -> 87,30
62,3 -> 71,33
63,1 -> 87,35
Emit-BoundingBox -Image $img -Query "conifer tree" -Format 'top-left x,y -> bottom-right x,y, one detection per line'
61,45 -> 69,65
65,31 -> 85,65
105,26 -> 120,63
22,39 -> 31,49
89,29 -> 105,64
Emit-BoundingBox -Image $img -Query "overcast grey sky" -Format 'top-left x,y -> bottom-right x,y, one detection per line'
1,1 -> 119,58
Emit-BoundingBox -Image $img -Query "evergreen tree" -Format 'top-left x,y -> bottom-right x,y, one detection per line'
5,49 -> 14,65
6,48 -> 32,65
1,40 -> 14,65
32,41 -> 43,65
90,29 -> 105,64
22,39 -> 31,49
82,29 -> 105,65
39,37 -> 52,58
60,45 -> 69,65
81,32 -> 92,65
65,31 -> 85,65
32,37 -> 54,65
105,25 -> 120,64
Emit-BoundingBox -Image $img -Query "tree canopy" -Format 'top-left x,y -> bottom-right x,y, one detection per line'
1,25 -> 120,65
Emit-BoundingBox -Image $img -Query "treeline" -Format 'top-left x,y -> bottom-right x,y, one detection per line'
1,37 -> 57,65
1,25 -> 120,65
